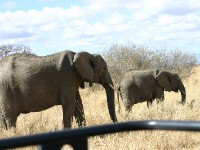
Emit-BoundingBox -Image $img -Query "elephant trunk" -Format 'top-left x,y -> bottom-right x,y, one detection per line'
101,72 -> 117,123
178,81 -> 186,104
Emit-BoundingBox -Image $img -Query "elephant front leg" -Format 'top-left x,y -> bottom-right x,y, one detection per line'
74,91 -> 86,127
61,98 -> 76,128
156,88 -> 164,103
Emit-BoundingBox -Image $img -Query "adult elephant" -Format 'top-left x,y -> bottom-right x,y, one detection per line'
0,50 -> 117,129
117,69 -> 186,112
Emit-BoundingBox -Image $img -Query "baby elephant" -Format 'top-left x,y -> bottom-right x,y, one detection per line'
117,69 -> 186,112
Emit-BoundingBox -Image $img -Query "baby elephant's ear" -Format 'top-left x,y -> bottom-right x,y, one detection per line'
73,52 -> 94,83
156,71 -> 171,92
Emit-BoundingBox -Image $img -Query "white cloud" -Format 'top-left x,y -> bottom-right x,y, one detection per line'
157,14 -> 180,26
40,0 -> 53,2
104,13 -> 128,25
86,22 -> 111,36
2,1 -> 16,10
189,0 -> 200,9
0,0 -> 200,55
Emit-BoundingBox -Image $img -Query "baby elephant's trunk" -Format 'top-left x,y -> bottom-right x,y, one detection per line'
117,84 -> 122,112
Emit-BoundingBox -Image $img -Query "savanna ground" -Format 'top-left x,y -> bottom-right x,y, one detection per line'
1,44 -> 200,149
1,66 -> 200,150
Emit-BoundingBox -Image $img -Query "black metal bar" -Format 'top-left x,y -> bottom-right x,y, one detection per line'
0,120 -> 200,149
39,143 -> 63,150
38,137 -> 88,150
69,137 -> 88,150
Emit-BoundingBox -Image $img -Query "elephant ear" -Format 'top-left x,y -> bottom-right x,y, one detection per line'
156,71 -> 171,92
73,52 -> 95,83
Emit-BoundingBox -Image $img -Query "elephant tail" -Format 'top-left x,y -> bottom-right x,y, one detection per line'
117,84 -> 122,112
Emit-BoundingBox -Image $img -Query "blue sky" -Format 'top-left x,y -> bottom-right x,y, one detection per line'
0,0 -> 200,56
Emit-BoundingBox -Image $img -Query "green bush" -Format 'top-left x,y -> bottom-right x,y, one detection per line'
103,44 -> 196,83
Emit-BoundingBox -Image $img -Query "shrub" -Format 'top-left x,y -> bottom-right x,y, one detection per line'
103,44 -> 196,83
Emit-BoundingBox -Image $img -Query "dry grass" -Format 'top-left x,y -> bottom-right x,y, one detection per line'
1,66 -> 200,149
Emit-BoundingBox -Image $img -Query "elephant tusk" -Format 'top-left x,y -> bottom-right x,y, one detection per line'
180,90 -> 186,95
108,84 -> 115,90
100,78 -> 114,90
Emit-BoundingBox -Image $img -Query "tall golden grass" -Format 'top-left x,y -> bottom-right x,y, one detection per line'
1,66 -> 200,150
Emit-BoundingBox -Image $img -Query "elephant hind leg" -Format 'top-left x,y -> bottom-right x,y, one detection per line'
0,94 -> 21,129
124,101 -> 132,113
0,113 -> 18,129
0,115 -> 7,129
125,106 -> 132,113
5,116 -> 17,129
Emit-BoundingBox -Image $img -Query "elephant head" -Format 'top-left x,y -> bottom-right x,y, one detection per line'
156,71 -> 186,104
73,52 -> 117,123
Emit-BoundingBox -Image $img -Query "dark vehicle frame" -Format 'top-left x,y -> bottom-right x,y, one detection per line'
0,120 -> 200,150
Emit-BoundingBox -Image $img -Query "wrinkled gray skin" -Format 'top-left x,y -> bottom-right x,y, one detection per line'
117,69 -> 186,112
0,50 -> 117,129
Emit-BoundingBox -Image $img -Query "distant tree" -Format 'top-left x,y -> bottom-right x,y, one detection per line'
0,43 -> 32,59
103,44 -> 197,81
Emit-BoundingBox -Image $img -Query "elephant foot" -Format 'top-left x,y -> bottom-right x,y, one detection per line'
147,100 -> 152,108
